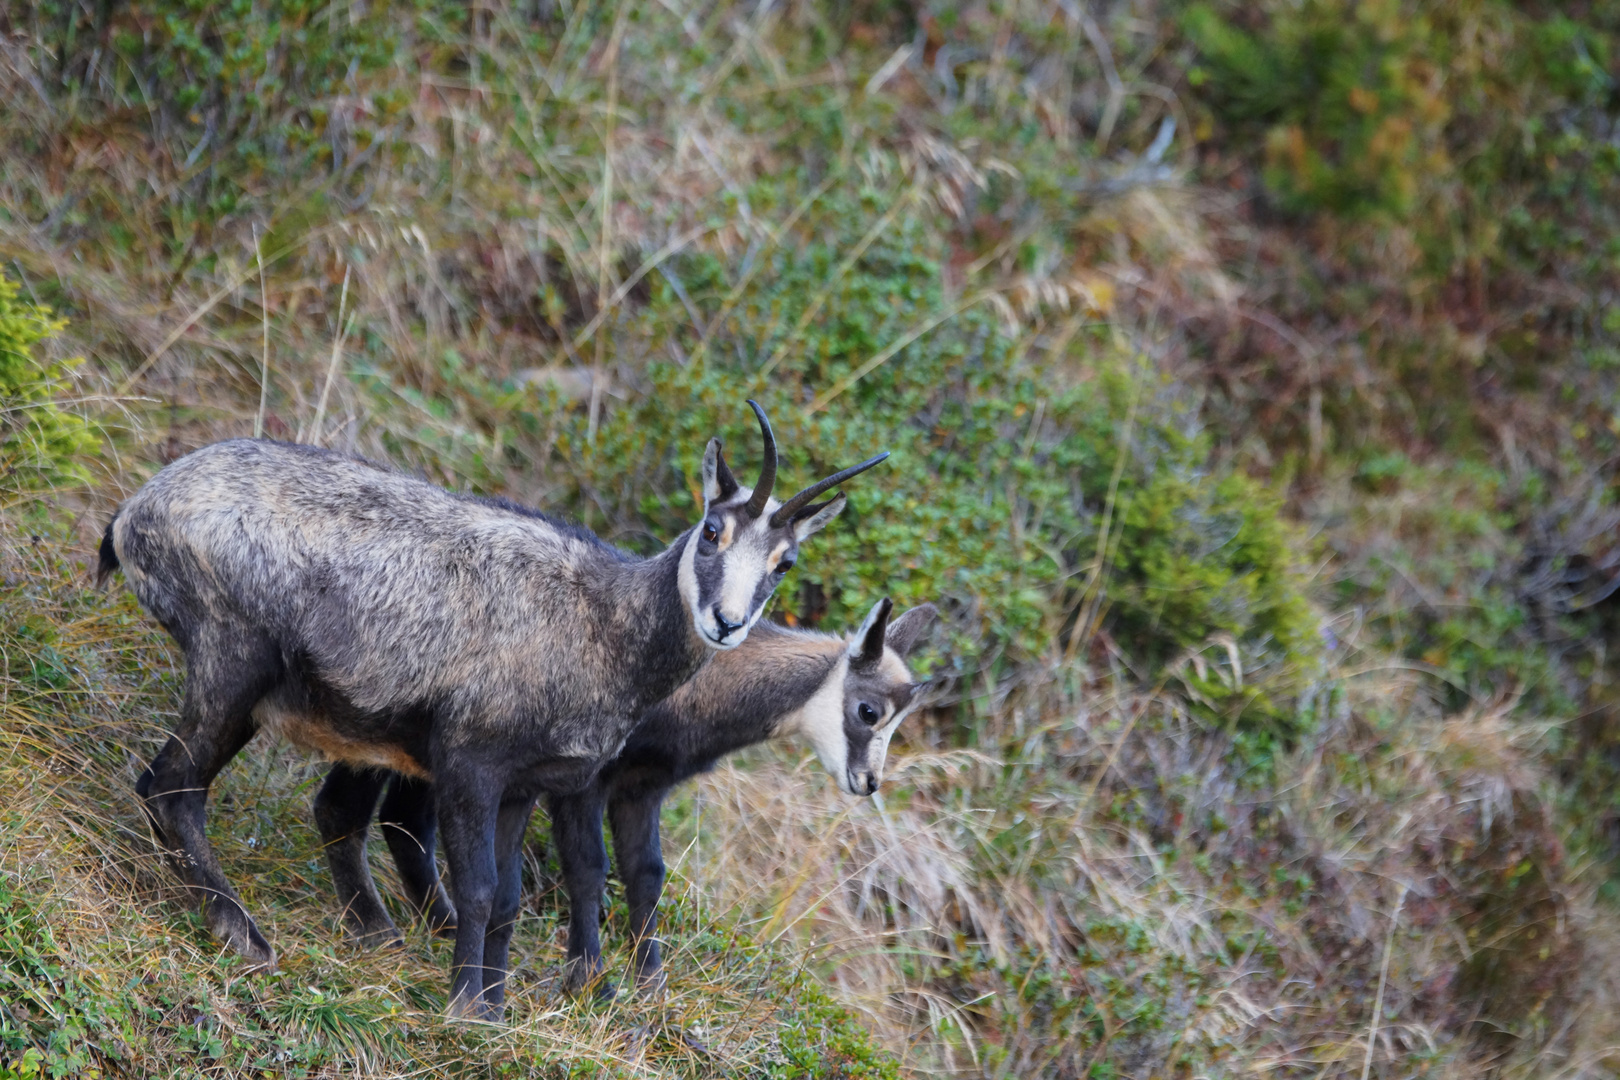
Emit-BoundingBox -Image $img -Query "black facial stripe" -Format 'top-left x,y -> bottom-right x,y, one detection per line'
842,720 -> 875,770
692,539 -> 726,610
751,569 -> 778,612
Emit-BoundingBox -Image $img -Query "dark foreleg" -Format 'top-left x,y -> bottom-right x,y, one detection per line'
313,765 -> 399,947
550,789 -> 612,998
438,774 -> 500,1020
478,796 -> 538,1014
608,785 -> 671,993
137,630 -> 279,969
378,774 -> 457,936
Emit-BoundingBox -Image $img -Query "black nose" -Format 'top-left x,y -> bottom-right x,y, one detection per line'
712,607 -> 744,641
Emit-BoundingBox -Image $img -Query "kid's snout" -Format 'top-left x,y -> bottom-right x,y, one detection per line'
847,768 -> 880,796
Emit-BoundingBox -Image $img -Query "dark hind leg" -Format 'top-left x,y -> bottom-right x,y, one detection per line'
378,774 -> 457,936
608,785 -> 672,993
551,788 -> 613,998
478,795 -> 538,1016
314,765 -> 401,948
137,628 -> 280,969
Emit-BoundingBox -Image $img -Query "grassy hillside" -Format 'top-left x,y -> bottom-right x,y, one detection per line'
5,0 -> 1620,1076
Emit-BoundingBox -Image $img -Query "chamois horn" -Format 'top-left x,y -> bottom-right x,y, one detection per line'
743,400 -> 777,518
769,451 -> 891,528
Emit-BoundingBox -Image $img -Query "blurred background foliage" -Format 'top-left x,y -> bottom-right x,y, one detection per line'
0,273 -> 97,500
5,0 -> 1620,1076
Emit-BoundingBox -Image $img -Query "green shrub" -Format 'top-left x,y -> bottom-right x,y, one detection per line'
1110,465 -> 1318,745
1182,0 -> 1444,218
363,184 -> 1321,746
35,0 -> 406,231
1180,0 -> 1620,278
0,273 -> 96,498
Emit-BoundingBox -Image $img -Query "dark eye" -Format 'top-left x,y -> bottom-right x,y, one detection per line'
701,522 -> 720,545
857,702 -> 879,725
776,558 -> 795,575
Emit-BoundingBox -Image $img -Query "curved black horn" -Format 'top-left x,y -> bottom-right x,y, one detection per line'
743,400 -> 777,518
769,451 -> 890,528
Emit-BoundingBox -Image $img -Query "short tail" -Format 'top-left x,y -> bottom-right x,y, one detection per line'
96,516 -> 120,587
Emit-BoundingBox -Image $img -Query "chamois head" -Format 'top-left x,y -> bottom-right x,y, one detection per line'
678,401 -> 888,650
797,598 -> 939,796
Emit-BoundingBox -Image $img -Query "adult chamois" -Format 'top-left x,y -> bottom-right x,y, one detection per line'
316,597 -> 938,995
99,402 -> 887,1019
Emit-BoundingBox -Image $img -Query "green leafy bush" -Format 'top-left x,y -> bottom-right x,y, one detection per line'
1182,0 -> 1448,218
364,183 -> 1321,745
0,273 -> 96,498
1180,0 -> 1620,289
31,0 -> 406,230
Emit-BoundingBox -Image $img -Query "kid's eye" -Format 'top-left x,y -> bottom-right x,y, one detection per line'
701,522 -> 720,544
857,703 -> 879,725
776,558 -> 795,575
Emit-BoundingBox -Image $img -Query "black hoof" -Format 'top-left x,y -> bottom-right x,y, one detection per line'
425,903 -> 458,939
355,926 -> 407,951
209,908 -> 276,972
563,963 -> 616,1002
635,969 -> 667,999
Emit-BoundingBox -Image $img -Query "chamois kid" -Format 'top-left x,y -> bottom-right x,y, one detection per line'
317,597 -> 937,994
99,402 -> 886,1018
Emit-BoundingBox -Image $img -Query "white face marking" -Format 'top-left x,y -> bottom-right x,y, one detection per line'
784,655 -> 853,790
681,489 -> 788,649
679,526 -> 734,648
847,645 -> 923,792
716,488 -> 785,635
718,535 -> 768,629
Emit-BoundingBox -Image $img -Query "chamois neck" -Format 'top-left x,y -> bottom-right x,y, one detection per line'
609,529 -> 710,708
613,620 -> 841,778
681,622 -> 844,733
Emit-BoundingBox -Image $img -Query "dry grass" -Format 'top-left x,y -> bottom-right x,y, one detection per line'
0,535 -> 897,1078
667,661 -> 1620,1077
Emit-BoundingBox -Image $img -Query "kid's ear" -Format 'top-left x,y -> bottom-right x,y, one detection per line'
848,598 -> 894,667
885,602 -> 939,657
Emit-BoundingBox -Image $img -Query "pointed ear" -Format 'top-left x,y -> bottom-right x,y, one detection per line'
847,597 -> 893,667
792,492 -> 846,542
885,602 -> 939,657
702,438 -> 740,505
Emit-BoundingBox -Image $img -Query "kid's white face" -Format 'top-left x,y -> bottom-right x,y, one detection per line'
787,641 -> 920,796
789,656 -> 854,788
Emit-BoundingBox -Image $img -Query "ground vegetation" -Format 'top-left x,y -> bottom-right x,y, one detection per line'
4,0 -> 1620,1075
